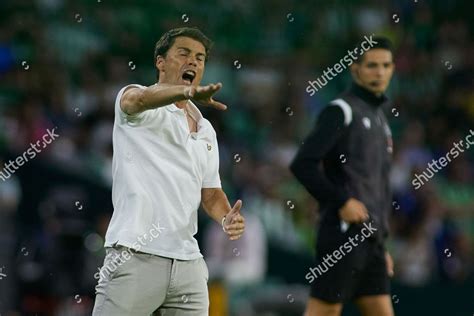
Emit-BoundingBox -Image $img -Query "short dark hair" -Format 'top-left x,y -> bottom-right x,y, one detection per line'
154,27 -> 213,79
356,36 -> 394,63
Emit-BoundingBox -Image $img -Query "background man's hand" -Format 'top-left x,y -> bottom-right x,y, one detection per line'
184,82 -> 227,110
223,200 -> 245,240
339,198 -> 369,223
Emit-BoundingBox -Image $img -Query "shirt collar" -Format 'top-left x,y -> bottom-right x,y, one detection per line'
166,101 -> 210,137
165,103 -> 181,112
350,83 -> 388,108
166,101 -> 203,121
185,100 -> 204,124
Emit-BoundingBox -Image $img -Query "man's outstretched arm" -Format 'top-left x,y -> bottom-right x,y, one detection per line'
120,83 -> 227,115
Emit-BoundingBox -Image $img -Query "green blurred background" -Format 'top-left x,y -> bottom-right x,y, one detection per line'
0,0 -> 473,315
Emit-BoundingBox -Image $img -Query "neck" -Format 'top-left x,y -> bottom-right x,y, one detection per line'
175,100 -> 187,109
374,92 -> 383,97
350,82 -> 387,107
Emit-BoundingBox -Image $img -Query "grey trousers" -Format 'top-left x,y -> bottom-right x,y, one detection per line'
92,246 -> 209,316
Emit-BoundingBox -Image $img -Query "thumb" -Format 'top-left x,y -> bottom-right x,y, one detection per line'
230,199 -> 242,214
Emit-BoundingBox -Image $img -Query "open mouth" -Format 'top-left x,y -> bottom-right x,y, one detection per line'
182,70 -> 196,85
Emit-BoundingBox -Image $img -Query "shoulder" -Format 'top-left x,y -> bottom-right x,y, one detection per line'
199,118 -> 219,143
327,98 -> 353,126
201,118 -> 217,135
119,83 -> 147,96
115,84 -> 163,125
116,83 -> 147,110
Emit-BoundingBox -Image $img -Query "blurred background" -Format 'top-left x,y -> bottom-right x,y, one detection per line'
0,0 -> 473,315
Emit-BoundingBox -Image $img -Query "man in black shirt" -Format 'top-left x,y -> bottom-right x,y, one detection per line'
290,37 -> 396,316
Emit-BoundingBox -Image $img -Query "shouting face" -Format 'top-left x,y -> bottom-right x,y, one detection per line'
155,36 -> 207,86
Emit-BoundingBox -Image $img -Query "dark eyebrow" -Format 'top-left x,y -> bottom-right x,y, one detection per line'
176,47 -> 191,53
176,47 -> 206,59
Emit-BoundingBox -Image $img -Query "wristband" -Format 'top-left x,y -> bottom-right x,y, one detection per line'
221,216 -> 227,232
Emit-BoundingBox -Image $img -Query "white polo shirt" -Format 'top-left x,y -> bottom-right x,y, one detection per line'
104,84 -> 222,260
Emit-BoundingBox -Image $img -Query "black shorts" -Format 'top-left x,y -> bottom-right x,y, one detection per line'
309,222 -> 390,303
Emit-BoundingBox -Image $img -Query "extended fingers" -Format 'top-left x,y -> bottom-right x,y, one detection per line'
198,82 -> 221,93
196,85 -> 212,94
209,100 -> 227,110
208,82 -> 222,91
193,83 -> 226,110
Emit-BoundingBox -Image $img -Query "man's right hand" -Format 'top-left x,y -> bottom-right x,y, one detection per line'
184,83 -> 227,110
339,198 -> 369,223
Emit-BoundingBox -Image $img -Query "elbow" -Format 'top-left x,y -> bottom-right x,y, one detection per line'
135,91 -> 147,113
126,90 -> 147,115
122,96 -> 143,116
290,156 -> 319,182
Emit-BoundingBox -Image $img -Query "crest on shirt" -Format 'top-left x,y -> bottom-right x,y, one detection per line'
362,117 -> 371,129
207,144 -> 212,151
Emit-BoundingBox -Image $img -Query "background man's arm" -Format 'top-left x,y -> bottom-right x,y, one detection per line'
290,105 -> 369,223
290,106 -> 350,209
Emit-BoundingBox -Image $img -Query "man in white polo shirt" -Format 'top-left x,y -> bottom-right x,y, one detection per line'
92,27 -> 245,316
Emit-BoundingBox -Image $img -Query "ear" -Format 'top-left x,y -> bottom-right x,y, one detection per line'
156,55 -> 165,73
350,63 -> 359,80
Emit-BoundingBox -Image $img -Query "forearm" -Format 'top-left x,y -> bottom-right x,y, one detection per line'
139,84 -> 189,111
122,84 -> 189,115
201,189 -> 232,223
290,158 -> 349,208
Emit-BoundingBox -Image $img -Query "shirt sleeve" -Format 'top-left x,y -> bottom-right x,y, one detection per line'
289,104 -> 351,210
202,131 -> 222,188
115,84 -> 154,126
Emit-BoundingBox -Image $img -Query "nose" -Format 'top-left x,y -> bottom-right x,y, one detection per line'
375,65 -> 385,78
187,55 -> 198,67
